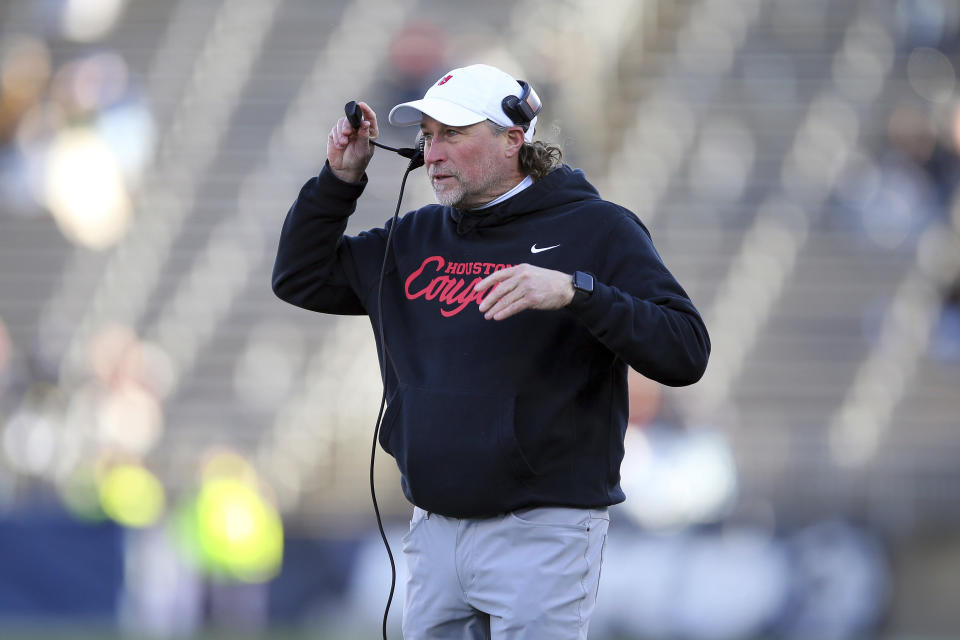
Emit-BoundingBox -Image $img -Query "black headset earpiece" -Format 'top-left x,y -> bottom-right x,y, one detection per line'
345,100 -> 364,129
501,80 -> 542,131
408,138 -> 425,170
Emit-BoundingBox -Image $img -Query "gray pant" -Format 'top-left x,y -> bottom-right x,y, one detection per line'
401,505 -> 609,639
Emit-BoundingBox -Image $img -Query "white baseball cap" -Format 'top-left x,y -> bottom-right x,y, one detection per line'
388,64 -> 540,142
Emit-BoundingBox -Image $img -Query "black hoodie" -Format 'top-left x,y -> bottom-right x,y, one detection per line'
273,163 -> 710,518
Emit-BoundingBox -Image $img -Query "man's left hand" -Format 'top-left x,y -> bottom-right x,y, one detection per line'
475,264 -> 575,321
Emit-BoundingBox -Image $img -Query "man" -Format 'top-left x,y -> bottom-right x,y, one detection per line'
272,64 -> 710,639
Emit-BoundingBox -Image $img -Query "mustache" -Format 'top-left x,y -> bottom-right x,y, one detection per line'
428,166 -> 459,179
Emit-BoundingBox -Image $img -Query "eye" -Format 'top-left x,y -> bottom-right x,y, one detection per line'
445,129 -> 460,137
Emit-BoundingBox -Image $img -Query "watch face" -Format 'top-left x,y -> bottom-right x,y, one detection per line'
574,271 -> 594,294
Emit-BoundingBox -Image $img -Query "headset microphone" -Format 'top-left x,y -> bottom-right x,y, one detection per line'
344,99 -> 421,640
345,101 -> 424,169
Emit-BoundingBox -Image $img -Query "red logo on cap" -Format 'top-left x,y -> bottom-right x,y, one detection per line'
438,74 -> 453,86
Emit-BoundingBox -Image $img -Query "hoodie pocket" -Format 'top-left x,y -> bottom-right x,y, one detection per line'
378,384 -> 536,517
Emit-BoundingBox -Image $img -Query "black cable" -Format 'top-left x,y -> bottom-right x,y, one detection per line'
370,154 -> 420,640
371,139 -> 421,161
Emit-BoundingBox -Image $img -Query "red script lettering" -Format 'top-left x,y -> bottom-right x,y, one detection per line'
404,255 -> 511,317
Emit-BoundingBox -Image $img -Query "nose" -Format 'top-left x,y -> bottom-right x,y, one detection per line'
424,138 -> 444,166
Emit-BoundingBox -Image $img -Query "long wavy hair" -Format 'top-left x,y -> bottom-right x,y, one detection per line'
487,121 -> 563,180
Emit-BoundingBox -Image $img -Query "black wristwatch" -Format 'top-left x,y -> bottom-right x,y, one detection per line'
571,271 -> 595,304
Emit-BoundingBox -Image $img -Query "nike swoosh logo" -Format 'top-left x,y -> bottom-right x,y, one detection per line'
531,243 -> 560,254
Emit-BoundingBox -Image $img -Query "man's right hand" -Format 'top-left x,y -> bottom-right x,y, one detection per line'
327,101 -> 378,183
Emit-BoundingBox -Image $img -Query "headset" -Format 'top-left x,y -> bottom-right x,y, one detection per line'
501,80 -> 542,131
342,80 -> 539,639
345,101 -> 424,169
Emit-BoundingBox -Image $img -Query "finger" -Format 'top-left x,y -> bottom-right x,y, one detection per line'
357,101 -> 379,138
483,286 -> 526,319
329,125 -> 347,152
333,119 -> 352,147
477,278 -> 518,312
343,115 -> 373,147
487,295 -> 530,321
475,266 -> 516,292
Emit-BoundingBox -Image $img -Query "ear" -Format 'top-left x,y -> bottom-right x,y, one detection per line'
504,126 -> 526,157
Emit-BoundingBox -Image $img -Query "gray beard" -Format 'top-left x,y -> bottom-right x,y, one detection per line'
430,175 -> 465,207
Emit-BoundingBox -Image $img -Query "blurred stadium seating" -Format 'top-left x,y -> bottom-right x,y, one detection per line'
1,0 -> 960,637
